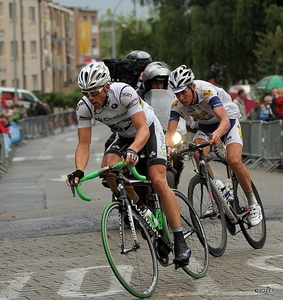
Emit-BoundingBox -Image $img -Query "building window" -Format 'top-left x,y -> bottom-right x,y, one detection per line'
0,3 -> 3,16
9,2 -> 16,20
30,41 -> 37,56
32,74 -> 38,91
0,41 -> 4,56
92,38 -> 97,48
29,6 -> 36,23
11,40 -> 18,59
91,16 -> 96,26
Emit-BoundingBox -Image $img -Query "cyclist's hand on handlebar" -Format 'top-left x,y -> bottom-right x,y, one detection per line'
166,145 -> 173,158
209,133 -> 221,146
125,149 -> 139,166
66,169 -> 84,186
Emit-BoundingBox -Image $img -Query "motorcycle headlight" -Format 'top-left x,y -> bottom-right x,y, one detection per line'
173,131 -> 182,145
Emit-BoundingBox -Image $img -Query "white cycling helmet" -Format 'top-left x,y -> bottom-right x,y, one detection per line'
78,61 -> 111,90
168,65 -> 195,93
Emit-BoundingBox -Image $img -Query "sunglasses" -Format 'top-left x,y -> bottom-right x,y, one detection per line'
82,86 -> 104,97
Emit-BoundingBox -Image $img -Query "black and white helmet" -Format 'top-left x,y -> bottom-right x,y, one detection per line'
78,61 -> 111,90
125,50 -> 152,69
169,65 -> 195,93
142,61 -> 170,93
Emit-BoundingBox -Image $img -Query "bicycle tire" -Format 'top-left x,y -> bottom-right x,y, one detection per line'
167,190 -> 209,278
101,202 -> 158,299
188,174 -> 227,257
232,179 -> 266,249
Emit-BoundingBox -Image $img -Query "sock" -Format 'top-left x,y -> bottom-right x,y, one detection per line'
245,191 -> 257,206
173,230 -> 184,241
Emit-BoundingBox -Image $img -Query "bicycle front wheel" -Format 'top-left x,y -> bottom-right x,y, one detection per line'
171,190 -> 209,278
101,202 -> 158,299
188,174 -> 227,257
233,179 -> 266,249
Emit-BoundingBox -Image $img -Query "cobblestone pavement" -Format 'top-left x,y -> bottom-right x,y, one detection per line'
1,219 -> 283,300
1,125 -> 283,299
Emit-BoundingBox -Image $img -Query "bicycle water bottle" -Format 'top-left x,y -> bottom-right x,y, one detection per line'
223,179 -> 234,202
214,179 -> 225,194
141,207 -> 159,228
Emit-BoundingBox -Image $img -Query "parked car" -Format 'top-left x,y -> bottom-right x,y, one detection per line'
0,87 -> 39,112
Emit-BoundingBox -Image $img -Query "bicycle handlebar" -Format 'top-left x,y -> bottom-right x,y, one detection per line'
172,141 -> 211,157
75,161 -> 146,202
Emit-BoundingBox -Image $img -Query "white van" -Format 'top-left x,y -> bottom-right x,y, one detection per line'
0,87 -> 39,112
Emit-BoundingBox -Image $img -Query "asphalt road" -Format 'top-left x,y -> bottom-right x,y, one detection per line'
0,123 -> 283,299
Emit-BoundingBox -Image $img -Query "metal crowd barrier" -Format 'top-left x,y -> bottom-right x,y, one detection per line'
240,120 -> 283,172
21,111 -> 78,139
0,111 -> 78,179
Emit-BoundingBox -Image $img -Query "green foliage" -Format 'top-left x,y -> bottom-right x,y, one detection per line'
44,87 -> 81,112
100,0 -> 283,88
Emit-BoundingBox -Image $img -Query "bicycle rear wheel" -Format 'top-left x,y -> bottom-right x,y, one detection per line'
170,190 -> 209,278
232,179 -> 266,249
188,174 -> 227,257
101,202 -> 158,299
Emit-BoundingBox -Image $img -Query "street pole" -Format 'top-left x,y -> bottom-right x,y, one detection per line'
111,0 -> 125,58
12,0 -> 18,101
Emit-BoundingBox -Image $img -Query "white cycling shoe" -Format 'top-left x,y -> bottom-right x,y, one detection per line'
249,203 -> 262,226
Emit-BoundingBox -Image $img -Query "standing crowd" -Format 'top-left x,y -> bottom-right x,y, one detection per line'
243,87 -> 283,121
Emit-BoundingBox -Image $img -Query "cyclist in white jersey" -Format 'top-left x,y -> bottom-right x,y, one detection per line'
165,65 -> 262,227
66,61 -> 191,266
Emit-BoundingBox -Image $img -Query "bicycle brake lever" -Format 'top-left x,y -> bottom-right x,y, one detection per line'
68,174 -> 76,197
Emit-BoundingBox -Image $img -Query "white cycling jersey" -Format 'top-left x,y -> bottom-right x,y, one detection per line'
170,80 -> 241,126
76,82 -> 155,138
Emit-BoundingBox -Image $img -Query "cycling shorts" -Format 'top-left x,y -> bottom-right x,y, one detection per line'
194,119 -> 243,147
105,117 -> 167,167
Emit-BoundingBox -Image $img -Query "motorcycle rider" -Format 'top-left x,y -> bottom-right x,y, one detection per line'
104,50 -> 152,150
165,65 -> 262,226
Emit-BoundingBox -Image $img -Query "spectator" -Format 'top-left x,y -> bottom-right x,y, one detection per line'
233,89 -> 247,120
269,88 -> 278,119
274,88 -> 283,119
9,105 -> 23,124
259,95 -> 277,121
34,101 -> 48,116
247,98 -> 262,120
26,103 -> 36,117
0,113 -> 10,135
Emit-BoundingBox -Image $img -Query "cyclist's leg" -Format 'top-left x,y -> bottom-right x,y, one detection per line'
102,138 -> 138,201
147,119 -> 191,266
193,131 -> 214,178
225,120 -> 262,226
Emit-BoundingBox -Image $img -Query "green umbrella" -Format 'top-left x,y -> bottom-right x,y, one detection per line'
254,75 -> 283,90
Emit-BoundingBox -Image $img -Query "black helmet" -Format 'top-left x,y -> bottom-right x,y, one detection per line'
125,50 -> 152,69
142,61 -> 170,93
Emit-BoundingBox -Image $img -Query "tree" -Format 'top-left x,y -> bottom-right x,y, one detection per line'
254,26 -> 283,76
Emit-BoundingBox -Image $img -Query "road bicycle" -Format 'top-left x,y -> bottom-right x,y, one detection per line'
171,141 -> 266,257
74,161 -> 209,299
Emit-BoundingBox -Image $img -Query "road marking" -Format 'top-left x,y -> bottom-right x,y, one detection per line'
51,175 -> 67,181
57,265 -> 132,297
13,155 -> 53,162
0,272 -> 35,299
247,254 -> 283,272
